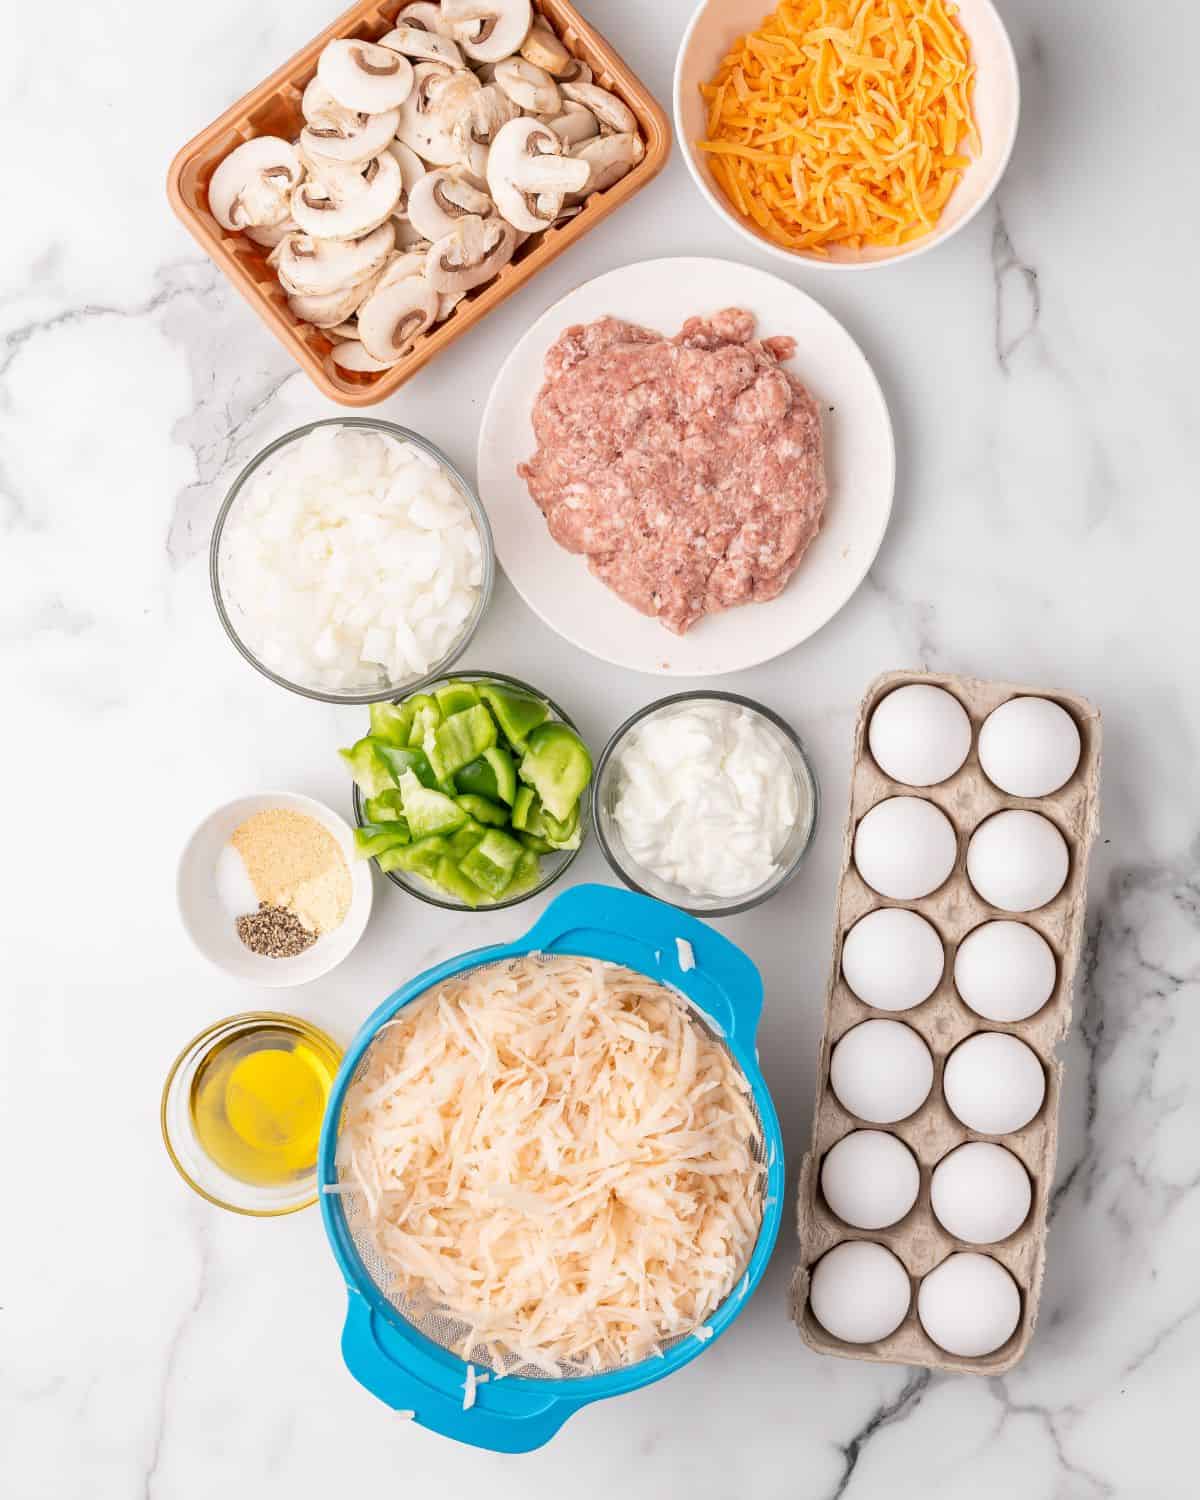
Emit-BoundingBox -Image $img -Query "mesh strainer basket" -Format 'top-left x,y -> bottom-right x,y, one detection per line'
318,883 -> 784,1452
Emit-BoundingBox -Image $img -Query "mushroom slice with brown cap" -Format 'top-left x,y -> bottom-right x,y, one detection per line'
493,58 -> 560,115
318,40 -> 415,114
441,0 -> 532,64
245,215 -> 298,248
520,16 -> 572,76
209,137 -> 303,231
330,337 -> 400,373
287,269 -> 382,328
269,221 -> 395,297
539,99 -> 599,148
426,213 -> 516,294
378,246 -> 431,286
379,24 -> 464,68
486,117 -> 589,232
556,57 -> 591,86
407,168 -> 494,240
397,1 -> 457,36
300,99 -> 400,166
452,84 -> 520,178
291,151 -> 402,239
571,131 -> 645,198
356,275 -> 439,361
560,81 -> 636,135
396,61 -> 481,166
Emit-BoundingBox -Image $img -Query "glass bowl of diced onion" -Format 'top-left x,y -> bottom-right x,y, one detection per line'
211,419 -> 494,704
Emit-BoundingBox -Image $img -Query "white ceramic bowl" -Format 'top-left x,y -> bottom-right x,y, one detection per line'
177,791 -> 373,987
674,0 -> 1020,270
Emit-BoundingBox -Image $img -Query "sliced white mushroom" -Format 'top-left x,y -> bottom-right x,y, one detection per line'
396,61 -> 481,166
379,23 -> 464,67
392,213 -> 429,249
571,131 -> 645,197
330,336 -> 400,372
396,1 -> 457,36
318,40 -> 415,114
291,151 -> 402,238
209,137 -> 303,231
493,58 -> 560,115
560,80 -> 636,135
556,57 -> 591,86
520,16 -> 572,76
441,0 -> 532,64
451,83 -> 520,177
300,97 -> 399,166
487,117 -> 589,232
287,271 -> 382,328
269,221 -> 395,296
539,99 -> 599,148
326,318 -> 360,340
378,246 -> 432,286
426,213 -> 516,294
357,275 -> 439,361
245,215 -> 298,248
437,291 -> 465,321
407,168 -> 494,240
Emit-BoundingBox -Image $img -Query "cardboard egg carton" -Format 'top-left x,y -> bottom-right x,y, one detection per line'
789,670 -> 1101,1375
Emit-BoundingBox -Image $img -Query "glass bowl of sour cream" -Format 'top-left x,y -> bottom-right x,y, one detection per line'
592,691 -> 819,917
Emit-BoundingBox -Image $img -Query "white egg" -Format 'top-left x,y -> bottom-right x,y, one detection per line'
954,920 -> 1057,1022
810,1240 -> 911,1344
830,1019 -> 934,1123
943,1032 -> 1046,1134
966,809 -> 1069,912
821,1130 -> 921,1230
868,683 -> 972,787
978,697 -> 1081,798
842,907 -> 945,1012
931,1142 -> 1032,1243
918,1252 -> 1021,1357
854,797 -> 958,900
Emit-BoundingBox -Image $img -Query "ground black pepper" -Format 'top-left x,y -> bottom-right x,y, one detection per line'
235,903 -> 317,959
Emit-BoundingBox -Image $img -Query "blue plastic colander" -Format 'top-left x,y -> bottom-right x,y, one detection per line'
318,883 -> 784,1452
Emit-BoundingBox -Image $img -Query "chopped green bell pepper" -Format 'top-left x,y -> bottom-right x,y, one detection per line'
369,699 -> 415,746
376,743 -> 439,790
455,794 -> 510,827
510,785 -> 544,834
448,820 -> 487,860
434,679 -> 481,716
398,771 -> 468,839
478,683 -> 548,749
455,746 -> 516,805
406,694 -> 443,747
339,736 -> 396,797
516,830 -> 553,854
505,848 -> 542,897
363,789 -> 408,824
433,703 -> 498,778
381,835 -> 449,879
354,822 -> 412,858
434,855 -> 484,907
518,722 -> 592,822
459,829 -> 524,897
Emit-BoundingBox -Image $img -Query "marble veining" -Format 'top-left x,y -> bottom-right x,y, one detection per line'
3,0 -> 1199,1495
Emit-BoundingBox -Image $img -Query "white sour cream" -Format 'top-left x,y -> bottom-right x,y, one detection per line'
611,702 -> 801,899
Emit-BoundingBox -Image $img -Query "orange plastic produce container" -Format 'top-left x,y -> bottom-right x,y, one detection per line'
167,0 -> 670,405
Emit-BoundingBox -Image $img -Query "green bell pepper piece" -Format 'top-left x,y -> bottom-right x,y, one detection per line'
339,736 -> 396,797
454,746 -> 516,805
382,834 -> 449,879
406,695 -> 443,747
483,746 -> 517,805
478,683 -> 549,750
459,828 -> 524,897
398,771 -> 468,839
455,794 -> 510,827
354,822 -> 412,858
516,830 -> 553,854
448,820 -> 487,860
506,848 -> 542,898
363,790 -> 408,824
369,699 -> 415,745
434,855 -> 484,907
518,722 -> 592,822
376,743 -> 439,790
433,703 -> 498,778
434,680 -> 481,716
542,801 -> 579,843
510,785 -> 544,834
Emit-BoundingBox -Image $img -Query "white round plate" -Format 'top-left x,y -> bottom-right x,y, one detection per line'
477,257 -> 894,676
177,791 -> 373,987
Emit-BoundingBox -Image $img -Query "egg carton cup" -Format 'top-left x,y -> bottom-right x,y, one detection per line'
789,670 -> 1101,1375
167,0 -> 670,406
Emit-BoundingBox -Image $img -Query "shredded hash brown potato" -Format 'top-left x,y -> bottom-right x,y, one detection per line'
699,0 -> 978,254
337,955 -> 765,1373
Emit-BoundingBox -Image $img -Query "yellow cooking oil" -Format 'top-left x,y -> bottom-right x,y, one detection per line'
189,1018 -> 340,1186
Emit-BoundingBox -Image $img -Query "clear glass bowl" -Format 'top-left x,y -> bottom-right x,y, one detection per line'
160,1012 -> 343,1216
351,670 -> 590,912
210,418 -> 495,704
592,690 -> 819,917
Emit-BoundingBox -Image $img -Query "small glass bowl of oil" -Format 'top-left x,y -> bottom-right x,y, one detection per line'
161,1013 -> 342,1215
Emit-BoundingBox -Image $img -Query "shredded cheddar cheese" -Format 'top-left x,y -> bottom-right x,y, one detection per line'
698,0 -> 978,254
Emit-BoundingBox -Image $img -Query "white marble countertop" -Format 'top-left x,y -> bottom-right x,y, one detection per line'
4,0 -> 1199,1494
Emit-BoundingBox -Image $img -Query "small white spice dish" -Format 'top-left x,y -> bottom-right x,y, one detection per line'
178,792 -> 373,987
